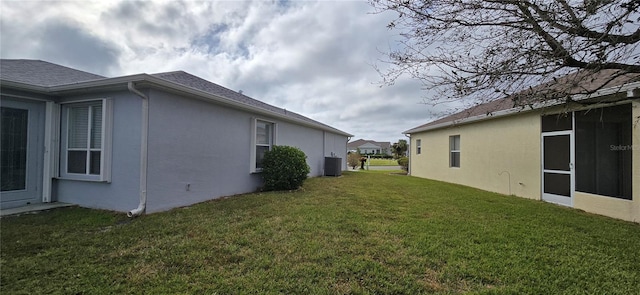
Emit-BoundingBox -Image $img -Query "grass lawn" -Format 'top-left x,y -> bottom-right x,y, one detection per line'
367,158 -> 399,166
2,171 -> 639,294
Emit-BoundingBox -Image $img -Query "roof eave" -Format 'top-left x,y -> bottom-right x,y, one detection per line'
0,80 -> 50,94
403,81 -> 640,135
402,106 -> 533,134
139,77 -> 354,137
6,74 -> 353,137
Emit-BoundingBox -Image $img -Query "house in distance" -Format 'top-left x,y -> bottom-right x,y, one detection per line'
347,139 -> 391,156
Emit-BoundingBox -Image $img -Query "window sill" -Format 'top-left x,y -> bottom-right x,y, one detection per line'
55,176 -> 110,183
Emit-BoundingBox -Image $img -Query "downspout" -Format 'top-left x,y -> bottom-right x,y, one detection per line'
127,82 -> 149,217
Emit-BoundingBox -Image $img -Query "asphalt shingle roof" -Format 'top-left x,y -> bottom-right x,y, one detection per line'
151,71 -> 342,131
0,59 -> 105,87
404,69 -> 640,133
347,139 -> 391,150
0,59 -> 349,135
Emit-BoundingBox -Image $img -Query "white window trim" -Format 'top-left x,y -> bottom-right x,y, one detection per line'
59,98 -> 113,182
250,117 -> 277,173
416,139 -> 422,155
449,135 -> 460,168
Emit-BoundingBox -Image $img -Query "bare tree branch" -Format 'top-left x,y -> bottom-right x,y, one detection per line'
370,0 -> 640,109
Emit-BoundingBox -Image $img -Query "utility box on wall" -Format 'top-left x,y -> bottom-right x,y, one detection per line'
324,157 -> 342,177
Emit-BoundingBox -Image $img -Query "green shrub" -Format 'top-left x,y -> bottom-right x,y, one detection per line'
397,156 -> 409,171
262,145 -> 311,191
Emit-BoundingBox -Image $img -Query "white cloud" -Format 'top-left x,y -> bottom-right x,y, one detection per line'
0,0 -> 443,144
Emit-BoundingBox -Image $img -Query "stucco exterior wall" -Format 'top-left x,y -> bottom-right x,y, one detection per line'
276,125 -> 348,175
277,123 -> 324,176
145,90 -> 259,213
410,100 -> 639,223
145,90 -> 348,213
410,111 -> 542,200
5,86 -> 347,214
323,131 -> 348,171
573,100 -> 640,222
56,91 -> 142,212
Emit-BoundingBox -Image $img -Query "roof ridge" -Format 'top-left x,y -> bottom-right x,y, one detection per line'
151,70 -> 188,76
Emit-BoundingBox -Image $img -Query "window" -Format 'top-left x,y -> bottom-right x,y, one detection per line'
541,113 -> 572,132
449,135 -> 460,167
252,119 -> 275,172
575,104 -> 631,200
416,139 -> 421,154
61,99 -> 112,181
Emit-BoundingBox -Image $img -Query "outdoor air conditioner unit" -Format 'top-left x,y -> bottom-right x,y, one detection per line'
324,157 -> 342,177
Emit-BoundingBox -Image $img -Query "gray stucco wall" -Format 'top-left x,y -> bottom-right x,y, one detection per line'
145,90 -> 260,212
3,84 -> 347,214
56,91 -> 142,212
145,89 -> 348,213
323,131 -> 348,171
279,127 -> 347,176
277,123 -> 324,176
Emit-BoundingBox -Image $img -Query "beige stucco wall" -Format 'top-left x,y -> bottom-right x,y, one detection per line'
410,100 -> 639,223
409,111 -> 542,200
573,100 -> 640,223
574,192 -> 635,222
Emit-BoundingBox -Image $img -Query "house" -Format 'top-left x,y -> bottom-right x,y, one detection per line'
0,59 -> 352,215
403,70 -> 640,223
347,139 -> 391,155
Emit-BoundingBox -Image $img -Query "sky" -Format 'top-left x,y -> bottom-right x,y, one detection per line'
0,0 -> 451,144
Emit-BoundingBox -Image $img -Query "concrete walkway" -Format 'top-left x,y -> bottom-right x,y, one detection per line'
348,166 -> 403,171
368,165 -> 403,171
1,202 -> 75,217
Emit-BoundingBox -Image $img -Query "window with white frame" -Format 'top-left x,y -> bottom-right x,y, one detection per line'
61,99 -> 112,181
252,119 -> 275,172
416,139 -> 422,154
449,135 -> 460,167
